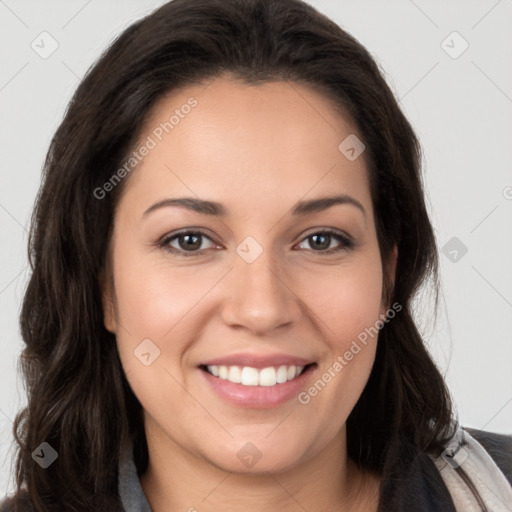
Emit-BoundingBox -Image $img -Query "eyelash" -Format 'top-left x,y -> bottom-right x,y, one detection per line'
157,229 -> 354,257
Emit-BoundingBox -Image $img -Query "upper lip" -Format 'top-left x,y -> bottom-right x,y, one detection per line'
200,353 -> 315,369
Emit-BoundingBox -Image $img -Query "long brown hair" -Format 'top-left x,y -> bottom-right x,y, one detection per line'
9,0 -> 456,510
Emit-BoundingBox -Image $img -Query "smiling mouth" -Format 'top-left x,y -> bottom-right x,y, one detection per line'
199,363 -> 316,387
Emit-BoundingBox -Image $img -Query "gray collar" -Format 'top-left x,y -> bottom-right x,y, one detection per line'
118,445 -> 152,512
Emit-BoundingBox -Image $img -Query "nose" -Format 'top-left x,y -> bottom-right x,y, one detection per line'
220,248 -> 302,335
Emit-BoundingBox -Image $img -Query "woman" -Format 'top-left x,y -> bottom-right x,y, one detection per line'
2,0 -> 511,510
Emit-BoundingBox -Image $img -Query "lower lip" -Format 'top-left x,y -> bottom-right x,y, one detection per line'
198,365 -> 316,409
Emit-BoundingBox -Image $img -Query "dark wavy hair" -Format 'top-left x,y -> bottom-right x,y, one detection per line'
7,0 -> 457,510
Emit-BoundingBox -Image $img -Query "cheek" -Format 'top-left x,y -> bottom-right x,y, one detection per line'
298,250 -> 384,345
294,250 -> 383,410
110,249 -> 203,421
112,243 -> 212,340
109,241 -> 199,381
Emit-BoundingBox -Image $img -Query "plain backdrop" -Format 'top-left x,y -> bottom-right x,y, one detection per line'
1,0 -> 511,497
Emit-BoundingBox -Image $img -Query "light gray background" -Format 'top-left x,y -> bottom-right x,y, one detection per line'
1,0 -> 511,497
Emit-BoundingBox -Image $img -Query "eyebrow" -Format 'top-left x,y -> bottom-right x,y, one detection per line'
142,194 -> 366,219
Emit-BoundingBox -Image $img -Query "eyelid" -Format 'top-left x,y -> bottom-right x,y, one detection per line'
158,229 -> 219,255
158,227 -> 354,256
294,228 -> 354,252
298,226 -> 354,243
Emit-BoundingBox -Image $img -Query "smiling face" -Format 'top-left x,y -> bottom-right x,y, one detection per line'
102,75 -> 397,476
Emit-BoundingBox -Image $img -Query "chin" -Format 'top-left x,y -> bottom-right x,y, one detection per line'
200,436 -> 311,476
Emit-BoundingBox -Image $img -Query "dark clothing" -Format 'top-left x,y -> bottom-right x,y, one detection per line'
1,427 -> 511,511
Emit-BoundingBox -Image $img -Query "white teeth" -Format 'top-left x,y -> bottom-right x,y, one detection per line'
207,365 -> 219,377
205,364 -> 306,386
241,367 -> 259,386
228,365 -> 242,383
259,367 -> 276,386
276,365 -> 289,384
218,365 -> 228,379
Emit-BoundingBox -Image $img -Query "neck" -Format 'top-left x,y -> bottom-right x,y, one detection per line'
139,418 -> 379,512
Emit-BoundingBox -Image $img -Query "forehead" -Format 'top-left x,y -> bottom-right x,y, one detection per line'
119,76 -> 372,219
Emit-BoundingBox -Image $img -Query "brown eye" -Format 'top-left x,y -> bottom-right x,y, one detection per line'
175,233 -> 203,251
159,230 -> 217,256
297,230 -> 353,253
308,233 -> 331,250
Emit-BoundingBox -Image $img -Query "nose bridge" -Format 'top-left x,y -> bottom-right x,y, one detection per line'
221,238 -> 299,333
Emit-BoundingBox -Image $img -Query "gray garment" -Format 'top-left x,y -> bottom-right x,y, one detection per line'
118,445 -> 152,512
1,427 -> 510,510
431,426 -> 512,511
116,426 -> 512,512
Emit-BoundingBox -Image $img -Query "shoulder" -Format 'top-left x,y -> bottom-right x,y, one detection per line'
464,426 -> 512,485
0,496 -> 12,512
0,491 -> 35,512
0,491 -> 125,511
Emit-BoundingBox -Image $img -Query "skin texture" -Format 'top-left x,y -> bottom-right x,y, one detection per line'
102,75 -> 397,512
